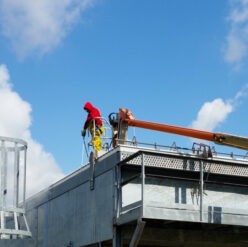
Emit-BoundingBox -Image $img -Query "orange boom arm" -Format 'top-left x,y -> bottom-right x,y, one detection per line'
119,108 -> 248,151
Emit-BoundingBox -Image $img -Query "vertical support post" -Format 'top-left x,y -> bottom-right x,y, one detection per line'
0,141 -> 3,211
129,220 -> 146,247
113,165 -> 118,221
0,140 -> 7,231
23,147 -> 27,207
14,143 -> 20,208
113,226 -> 122,247
200,160 -> 204,222
141,153 -> 145,218
113,163 -> 122,247
93,119 -> 96,152
116,164 -> 122,219
23,214 -> 31,233
0,211 -> 4,231
14,144 -> 20,232
14,212 -> 18,231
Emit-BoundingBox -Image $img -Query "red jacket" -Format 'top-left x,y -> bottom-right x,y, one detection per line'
83,102 -> 102,130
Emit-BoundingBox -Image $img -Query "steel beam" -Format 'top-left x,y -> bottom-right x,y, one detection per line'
113,226 -> 122,247
141,154 -> 145,218
129,219 -> 146,247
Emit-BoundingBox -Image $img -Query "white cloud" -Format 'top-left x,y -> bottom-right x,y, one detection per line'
234,83 -> 248,100
225,0 -> 248,64
191,99 -> 233,131
225,31 -> 247,63
191,85 -> 248,132
0,64 -> 64,197
0,0 -> 94,58
0,64 -> 11,89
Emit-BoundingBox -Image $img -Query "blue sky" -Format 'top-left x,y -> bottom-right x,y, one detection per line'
1,0 -> 248,193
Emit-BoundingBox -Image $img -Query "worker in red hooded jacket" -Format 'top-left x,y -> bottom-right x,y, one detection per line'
81,102 -> 104,151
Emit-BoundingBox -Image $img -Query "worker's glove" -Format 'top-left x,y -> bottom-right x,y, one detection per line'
81,129 -> 86,137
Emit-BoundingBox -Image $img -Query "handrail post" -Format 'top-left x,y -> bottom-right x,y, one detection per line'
200,160 -> 204,222
141,153 -> 145,217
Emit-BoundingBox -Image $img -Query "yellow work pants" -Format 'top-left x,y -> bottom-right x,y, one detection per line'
89,124 -> 104,151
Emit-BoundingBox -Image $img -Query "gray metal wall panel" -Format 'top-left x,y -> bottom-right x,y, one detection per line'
48,168 -> 91,200
37,169 -> 114,247
25,189 -> 49,212
121,176 -> 248,226
15,152 -> 120,247
144,178 -> 248,209
26,208 -> 38,246
25,152 -> 119,212
94,152 -> 120,177
0,239 -> 35,247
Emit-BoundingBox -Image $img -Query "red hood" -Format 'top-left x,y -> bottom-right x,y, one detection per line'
84,101 -> 94,112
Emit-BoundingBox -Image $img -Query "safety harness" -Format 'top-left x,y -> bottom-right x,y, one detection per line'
95,124 -> 103,134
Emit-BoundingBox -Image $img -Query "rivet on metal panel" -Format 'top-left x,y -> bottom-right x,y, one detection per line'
65,241 -> 73,247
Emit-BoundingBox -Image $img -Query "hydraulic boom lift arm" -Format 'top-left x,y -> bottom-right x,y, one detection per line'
118,108 -> 248,151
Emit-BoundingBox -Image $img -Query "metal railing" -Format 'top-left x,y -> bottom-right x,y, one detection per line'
115,138 -> 248,160
84,117 -> 113,157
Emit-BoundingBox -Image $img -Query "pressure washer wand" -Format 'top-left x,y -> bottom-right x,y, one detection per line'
81,136 -> 89,166
83,137 -> 89,158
